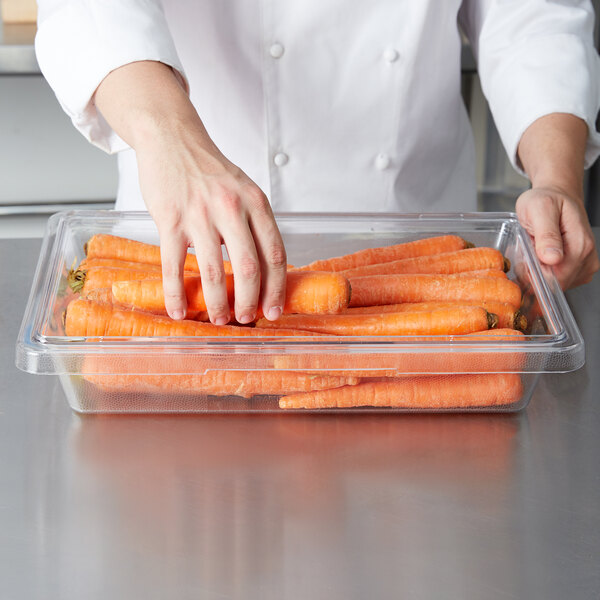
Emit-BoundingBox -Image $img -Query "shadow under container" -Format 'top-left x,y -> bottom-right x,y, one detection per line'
16,210 -> 585,414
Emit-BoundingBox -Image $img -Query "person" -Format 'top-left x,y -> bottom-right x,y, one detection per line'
35,1 -> 600,324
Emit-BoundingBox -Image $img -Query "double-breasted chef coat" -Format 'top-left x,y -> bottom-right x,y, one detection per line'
36,0 -> 600,213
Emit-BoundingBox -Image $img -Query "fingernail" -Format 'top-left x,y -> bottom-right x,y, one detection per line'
214,316 -> 229,326
266,306 -> 282,321
544,247 -> 563,258
171,310 -> 185,320
238,313 -> 256,324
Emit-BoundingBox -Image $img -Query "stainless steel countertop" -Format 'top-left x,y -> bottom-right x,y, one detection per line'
2,234 -> 599,600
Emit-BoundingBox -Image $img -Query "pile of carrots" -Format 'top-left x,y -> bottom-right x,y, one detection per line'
64,232 -> 529,410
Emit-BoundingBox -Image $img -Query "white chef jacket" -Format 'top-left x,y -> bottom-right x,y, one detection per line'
35,0 -> 600,213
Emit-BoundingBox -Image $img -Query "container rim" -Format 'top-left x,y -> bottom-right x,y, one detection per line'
15,210 -> 585,373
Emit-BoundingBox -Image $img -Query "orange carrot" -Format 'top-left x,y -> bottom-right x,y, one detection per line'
464,328 -> 526,340
84,369 -> 359,398
81,351 -> 275,376
278,373 -> 523,409
446,269 -> 507,279
83,287 -> 207,320
85,233 -> 204,272
112,270 -> 351,316
64,299 -> 330,338
78,256 -> 201,274
348,273 -> 522,310
84,233 -> 296,274
112,276 -> 235,314
68,266 -> 164,294
339,247 -> 508,278
294,234 -> 471,272
345,301 -> 526,330
272,328 -> 526,375
282,271 -> 351,314
255,305 -> 496,336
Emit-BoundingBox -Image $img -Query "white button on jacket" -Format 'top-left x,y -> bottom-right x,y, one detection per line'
382,48 -> 400,64
375,154 -> 391,171
273,152 -> 289,167
36,1 -> 600,213
269,43 -> 285,59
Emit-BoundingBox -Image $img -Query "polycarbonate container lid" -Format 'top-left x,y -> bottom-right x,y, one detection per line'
16,210 -> 585,376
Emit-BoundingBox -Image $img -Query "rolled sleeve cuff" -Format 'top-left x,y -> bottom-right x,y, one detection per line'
35,0 -> 188,154
479,33 -> 600,176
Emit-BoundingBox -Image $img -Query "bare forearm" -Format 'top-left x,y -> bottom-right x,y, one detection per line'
517,113 -> 587,201
515,113 -> 598,289
94,60 -> 216,154
92,60 -> 287,323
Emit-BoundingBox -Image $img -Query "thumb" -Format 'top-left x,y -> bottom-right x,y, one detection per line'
530,205 -> 564,266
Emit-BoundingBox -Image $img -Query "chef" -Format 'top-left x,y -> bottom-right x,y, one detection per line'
35,0 -> 600,324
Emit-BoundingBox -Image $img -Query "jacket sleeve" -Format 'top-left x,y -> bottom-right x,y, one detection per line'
459,0 -> 600,174
35,0 -> 189,154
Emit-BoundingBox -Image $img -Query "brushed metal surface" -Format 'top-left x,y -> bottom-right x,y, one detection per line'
1,235 -> 599,600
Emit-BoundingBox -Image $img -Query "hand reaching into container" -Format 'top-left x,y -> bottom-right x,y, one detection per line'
516,113 -> 599,289
94,61 -> 287,323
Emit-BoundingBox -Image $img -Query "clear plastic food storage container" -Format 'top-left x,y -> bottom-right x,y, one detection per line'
16,210 -> 584,414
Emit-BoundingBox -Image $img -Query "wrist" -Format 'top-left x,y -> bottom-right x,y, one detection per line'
517,113 -> 587,203
528,176 -> 584,206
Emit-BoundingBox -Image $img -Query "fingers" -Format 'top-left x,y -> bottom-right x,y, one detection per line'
191,185 -> 283,325
517,189 -> 600,290
223,224 -> 261,324
140,140 -> 284,321
191,224 -> 232,325
526,199 -> 564,266
550,215 -> 599,289
203,191 -> 262,324
158,229 -> 189,320
246,188 -> 287,320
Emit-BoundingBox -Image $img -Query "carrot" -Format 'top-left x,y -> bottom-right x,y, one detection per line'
85,233 -> 204,271
84,287 -> 119,305
84,369 -> 359,398
446,269 -> 507,279
111,270 -> 351,316
464,328 -> 526,340
68,266 -> 164,294
255,305 -> 496,336
278,373 -> 523,409
78,256 -> 203,275
112,275 -> 235,314
348,273 -> 522,310
84,234 -> 294,274
81,350 -> 275,376
78,257 -> 163,272
83,287 -> 208,320
272,328 -> 526,374
282,271 -> 351,314
294,234 -> 471,272
64,299 -> 330,338
339,247 -> 509,278
345,301 -> 526,331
